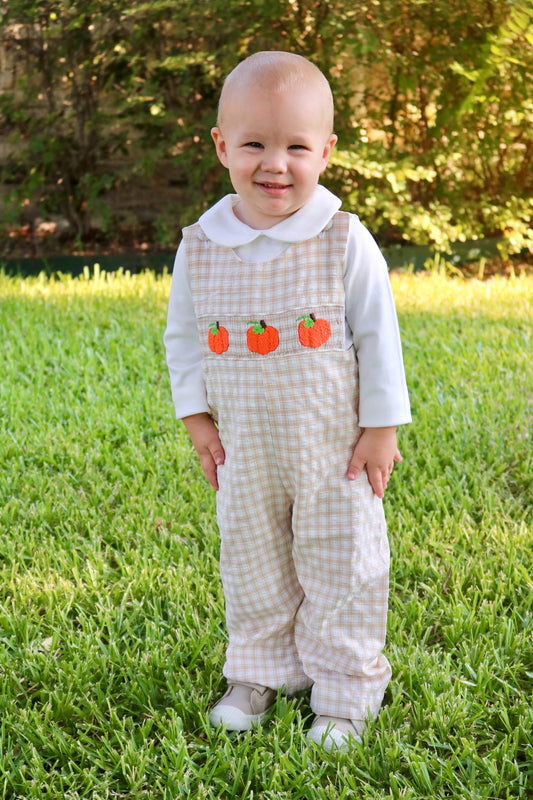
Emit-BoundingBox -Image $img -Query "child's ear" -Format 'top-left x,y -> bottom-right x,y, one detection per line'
211,127 -> 229,168
320,134 -> 338,172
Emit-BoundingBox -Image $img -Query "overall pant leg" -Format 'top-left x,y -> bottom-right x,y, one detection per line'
211,360 -> 311,693
292,472 -> 391,720
266,351 -> 392,720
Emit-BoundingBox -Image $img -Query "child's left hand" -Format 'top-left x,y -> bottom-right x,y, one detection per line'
347,426 -> 402,499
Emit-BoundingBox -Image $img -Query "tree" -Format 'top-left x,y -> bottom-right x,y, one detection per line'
0,0 -> 136,239
329,0 -> 533,251
1,0 -> 531,254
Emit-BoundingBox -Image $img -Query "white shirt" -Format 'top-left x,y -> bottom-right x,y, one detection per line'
164,185 -> 411,427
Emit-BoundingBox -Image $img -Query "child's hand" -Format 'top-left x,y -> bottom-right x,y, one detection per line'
347,426 -> 402,499
182,413 -> 225,491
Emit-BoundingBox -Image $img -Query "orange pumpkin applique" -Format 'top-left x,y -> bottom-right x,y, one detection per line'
247,320 -> 279,355
208,321 -> 229,354
297,314 -> 331,348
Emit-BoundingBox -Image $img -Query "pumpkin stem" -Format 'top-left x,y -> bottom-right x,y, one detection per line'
260,320 -> 267,330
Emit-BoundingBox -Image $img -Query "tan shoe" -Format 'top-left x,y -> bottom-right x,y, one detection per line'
208,682 -> 277,731
307,716 -> 365,751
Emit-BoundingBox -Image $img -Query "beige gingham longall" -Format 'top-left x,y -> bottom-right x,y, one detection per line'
185,212 -> 391,719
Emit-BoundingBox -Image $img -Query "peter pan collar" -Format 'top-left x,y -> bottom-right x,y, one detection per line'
198,185 -> 342,247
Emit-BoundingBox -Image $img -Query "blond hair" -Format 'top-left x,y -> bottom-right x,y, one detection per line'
218,51 -> 334,132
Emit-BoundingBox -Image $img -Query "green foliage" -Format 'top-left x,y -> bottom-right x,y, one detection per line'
0,0 -> 532,251
0,0 -> 135,237
0,269 -> 532,798
328,0 -> 533,252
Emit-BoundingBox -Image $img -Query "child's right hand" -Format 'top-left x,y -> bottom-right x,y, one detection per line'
182,413 -> 225,491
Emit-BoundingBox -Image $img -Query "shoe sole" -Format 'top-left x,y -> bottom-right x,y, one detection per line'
306,725 -> 361,751
208,705 -> 272,731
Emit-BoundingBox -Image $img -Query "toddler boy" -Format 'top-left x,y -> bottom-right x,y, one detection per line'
164,51 -> 411,751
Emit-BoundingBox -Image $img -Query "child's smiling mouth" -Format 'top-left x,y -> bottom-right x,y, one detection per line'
257,182 -> 291,194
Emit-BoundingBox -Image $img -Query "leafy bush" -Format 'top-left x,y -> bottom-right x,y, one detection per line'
0,1 -> 134,239
1,0 -> 531,253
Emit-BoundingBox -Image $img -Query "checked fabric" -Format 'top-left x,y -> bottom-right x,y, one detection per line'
184,212 -> 391,720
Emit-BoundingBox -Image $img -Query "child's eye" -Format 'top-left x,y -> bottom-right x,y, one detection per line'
245,142 -> 263,148
289,144 -> 307,151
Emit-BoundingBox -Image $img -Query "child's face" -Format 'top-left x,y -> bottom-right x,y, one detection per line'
211,83 -> 337,229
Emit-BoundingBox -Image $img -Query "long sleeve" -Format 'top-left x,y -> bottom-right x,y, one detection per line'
164,243 -> 209,419
343,216 -> 411,428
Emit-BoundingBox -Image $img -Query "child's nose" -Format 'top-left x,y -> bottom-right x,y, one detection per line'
261,149 -> 287,173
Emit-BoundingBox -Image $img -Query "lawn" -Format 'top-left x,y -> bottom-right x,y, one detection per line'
0,267 -> 532,799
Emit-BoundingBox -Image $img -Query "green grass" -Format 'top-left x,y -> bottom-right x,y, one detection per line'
0,267 -> 532,799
